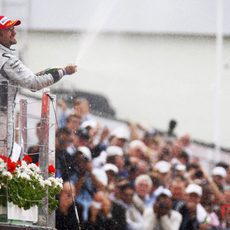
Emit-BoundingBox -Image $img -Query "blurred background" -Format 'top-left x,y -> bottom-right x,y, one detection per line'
1,0 -> 230,149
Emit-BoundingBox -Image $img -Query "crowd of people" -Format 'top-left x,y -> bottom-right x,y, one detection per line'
28,97 -> 230,230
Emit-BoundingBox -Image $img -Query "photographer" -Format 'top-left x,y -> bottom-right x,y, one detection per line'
70,147 -> 105,221
56,182 -> 83,230
84,191 -> 127,230
143,188 -> 182,230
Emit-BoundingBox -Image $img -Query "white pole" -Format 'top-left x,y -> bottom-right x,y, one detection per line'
213,0 -> 223,163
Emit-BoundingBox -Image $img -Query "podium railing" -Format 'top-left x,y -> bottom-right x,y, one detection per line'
0,82 -> 56,229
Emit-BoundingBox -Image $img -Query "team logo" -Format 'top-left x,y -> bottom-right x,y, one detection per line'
0,17 -> 10,25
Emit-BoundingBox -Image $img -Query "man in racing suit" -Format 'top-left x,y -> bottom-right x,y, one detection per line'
0,15 -> 77,155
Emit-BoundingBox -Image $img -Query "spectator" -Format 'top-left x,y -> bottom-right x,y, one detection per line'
211,166 -> 227,193
72,128 -> 91,149
183,183 -> 209,230
109,126 -> 130,149
56,99 -> 71,128
104,163 -> 119,193
70,146 -> 105,221
56,182 -> 83,230
55,128 -> 75,181
133,174 -> 153,213
85,191 -> 127,230
65,114 -> 81,134
154,160 -> 171,187
143,188 -> 182,230
120,183 -> 144,230
128,140 -> 148,160
73,97 -> 92,122
106,146 -> 128,179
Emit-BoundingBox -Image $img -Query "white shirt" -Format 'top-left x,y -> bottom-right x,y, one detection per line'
143,207 -> 182,230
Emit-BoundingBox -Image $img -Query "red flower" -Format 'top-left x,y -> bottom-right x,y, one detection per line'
48,164 -> 56,174
22,155 -> 33,164
0,155 -> 7,162
36,162 -> 40,167
7,159 -> 16,173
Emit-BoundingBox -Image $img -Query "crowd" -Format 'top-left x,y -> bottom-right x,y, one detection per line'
29,97 -> 230,230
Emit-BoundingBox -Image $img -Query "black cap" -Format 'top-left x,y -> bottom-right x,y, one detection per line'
75,128 -> 90,140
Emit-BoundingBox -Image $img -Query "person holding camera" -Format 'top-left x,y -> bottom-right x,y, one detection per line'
143,188 -> 182,230
56,182 -> 83,230
70,147 -> 105,221
85,191 -> 127,230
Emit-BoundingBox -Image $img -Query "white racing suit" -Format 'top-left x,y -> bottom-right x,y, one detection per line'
0,44 -> 65,155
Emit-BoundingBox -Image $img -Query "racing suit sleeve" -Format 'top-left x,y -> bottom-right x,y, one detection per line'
1,55 -> 65,91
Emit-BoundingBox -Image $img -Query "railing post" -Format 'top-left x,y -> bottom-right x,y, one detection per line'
38,89 -> 56,228
0,81 -> 8,157
38,90 -> 50,226
19,99 -> 28,153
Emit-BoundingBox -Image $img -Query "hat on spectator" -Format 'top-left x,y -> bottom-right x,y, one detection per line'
134,174 -> 153,187
175,164 -> 186,171
106,146 -> 123,157
155,187 -> 172,198
212,166 -> 227,178
0,16 -> 21,30
155,161 -> 171,173
92,168 -> 108,186
144,128 -> 158,138
104,163 -> 119,174
77,146 -> 92,161
111,127 -> 130,140
129,140 -> 147,152
185,183 -> 202,196
80,120 -> 97,129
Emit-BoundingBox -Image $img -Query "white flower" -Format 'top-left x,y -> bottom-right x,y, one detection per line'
38,178 -> 46,187
19,172 -> 31,180
56,177 -> 63,184
2,171 -> 12,179
55,177 -> 63,188
27,163 -> 40,173
44,180 -> 52,186
0,162 -> 6,171
18,161 -> 28,172
0,158 -> 5,164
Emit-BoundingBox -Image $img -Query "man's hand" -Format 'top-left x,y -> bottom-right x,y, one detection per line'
154,202 -> 170,218
64,64 -> 77,75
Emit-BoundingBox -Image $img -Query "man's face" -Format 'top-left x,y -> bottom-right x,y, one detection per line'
135,180 -> 152,199
170,182 -> 185,200
66,117 -> 81,132
186,192 -> 201,204
213,175 -> 225,186
122,188 -> 134,205
0,27 -> 17,48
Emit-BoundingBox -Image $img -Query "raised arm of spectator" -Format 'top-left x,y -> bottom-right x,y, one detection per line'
74,175 -> 86,197
201,167 -> 226,204
127,121 -> 141,140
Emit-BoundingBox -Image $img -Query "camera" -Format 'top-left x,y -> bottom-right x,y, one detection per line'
158,201 -> 168,209
194,170 -> 203,179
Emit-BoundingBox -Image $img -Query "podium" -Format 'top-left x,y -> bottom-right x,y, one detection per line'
0,83 -> 57,229
0,223 -> 55,230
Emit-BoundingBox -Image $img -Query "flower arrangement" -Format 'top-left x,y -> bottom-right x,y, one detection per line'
0,155 -> 63,213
